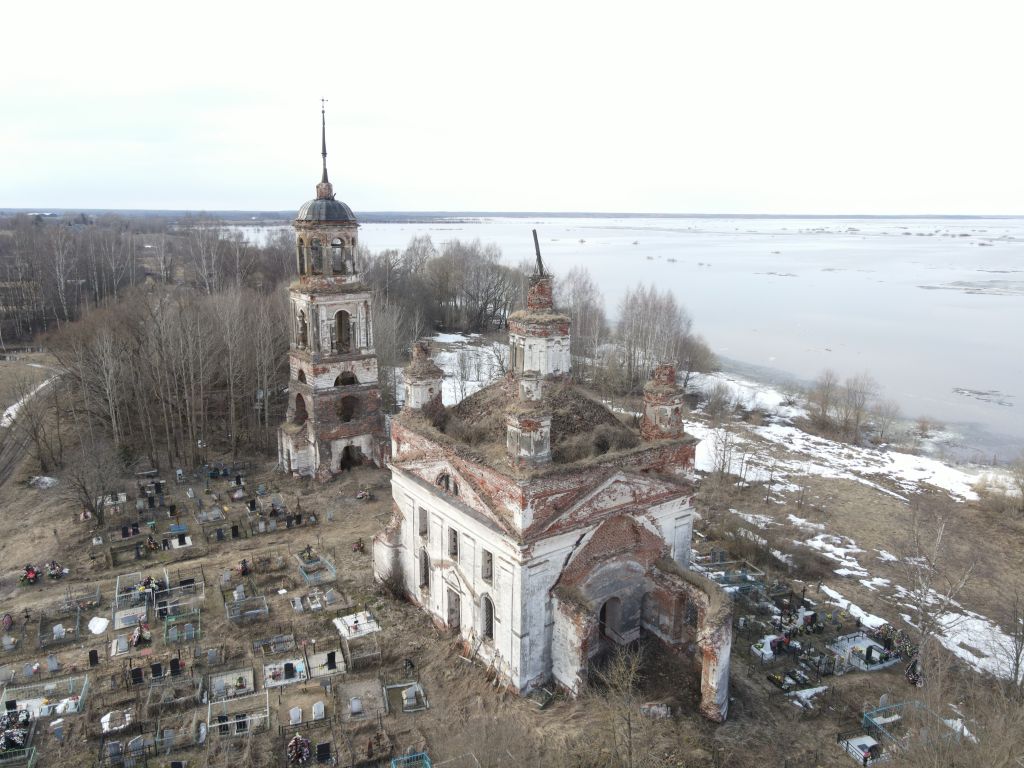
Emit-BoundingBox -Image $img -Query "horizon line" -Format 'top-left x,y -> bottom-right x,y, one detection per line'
2,207 -> 1023,220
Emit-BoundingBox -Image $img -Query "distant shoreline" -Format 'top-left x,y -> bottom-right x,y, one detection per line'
3,208 -> 1024,223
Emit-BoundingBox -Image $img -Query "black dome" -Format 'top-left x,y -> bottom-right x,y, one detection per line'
296,197 -> 357,223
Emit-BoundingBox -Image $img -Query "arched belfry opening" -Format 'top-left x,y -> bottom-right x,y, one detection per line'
338,395 -> 360,423
297,370 -> 307,384
335,311 -> 351,354
335,371 -> 357,386
311,239 -> 323,274
331,239 -> 345,274
297,311 -> 308,349
297,239 -> 306,275
293,394 -> 308,425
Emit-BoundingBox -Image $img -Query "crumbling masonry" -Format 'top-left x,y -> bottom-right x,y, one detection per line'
278,111 -> 384,479
373,258 -> 732,721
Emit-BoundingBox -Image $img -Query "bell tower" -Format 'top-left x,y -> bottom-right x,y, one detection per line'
278,104 -> 384,480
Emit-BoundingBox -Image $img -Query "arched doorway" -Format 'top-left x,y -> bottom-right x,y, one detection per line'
293,394 -> 308,425
599,597 -> 622,642
335,311 -> 351,353
338,445 -> 362,470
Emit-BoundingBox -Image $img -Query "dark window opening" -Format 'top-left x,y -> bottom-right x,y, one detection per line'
297,311 -> 308,349
338,395 -> 360,423
418,507 -> 428,538
482,550 -> 493,583
482,596 -> 494,640
436,472 -> 459,496
335,371 -> 357,386
419,549 -> 429,588
335,311 -> 351,354
297,370 -> 306,384
448,528 -> 459,561
293,394 -> 308,425
310,239 -> 323,274
297,239 -> 306,275
331,238 -> 345,274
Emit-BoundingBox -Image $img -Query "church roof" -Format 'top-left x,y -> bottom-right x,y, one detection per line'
295,197 -> 357,223
445,376 -> 640,465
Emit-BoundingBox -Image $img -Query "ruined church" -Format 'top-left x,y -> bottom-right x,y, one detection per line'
373,253 -> 733,721
277,111 -> 384,479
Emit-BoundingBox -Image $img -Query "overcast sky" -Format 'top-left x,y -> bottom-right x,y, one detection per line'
2,1 -> 1022,214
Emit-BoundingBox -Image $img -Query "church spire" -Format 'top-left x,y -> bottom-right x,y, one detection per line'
321,98 -> 329,184
315,99 -> 335,201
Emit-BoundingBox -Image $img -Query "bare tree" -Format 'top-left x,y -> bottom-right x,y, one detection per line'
62,440 -> 123,526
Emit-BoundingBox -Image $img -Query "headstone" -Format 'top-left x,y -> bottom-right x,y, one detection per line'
151,662 -> 162,678
284,662 -> 296,680
230,525 -> 239,539
183,623 -> 195,641
52,624 -> 66,641
47,654 -> 60,672
130,666 -> 144,685
316,743 -> 331,762
289,706 -> 302,725
170,658 -> 181,676
177,534 -> 187,547
312,700 -> 325,720
215,528 -> 225,542
326,651 -> 337,671
350,697 -> 363,716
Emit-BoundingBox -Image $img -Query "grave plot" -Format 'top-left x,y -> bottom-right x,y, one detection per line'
208,667 -> 256,701
305,638 -> 345,679
278,716 -> 336,767
0,705 -> 36,759
261,646 -> 308,689
342,710 -> 394,766
828,632 -> 901,673
690,549 -> 767,597
155,566 -> 206,614
0,675 -> 89,719
391,754 -> 433,768
207,691 -> 270,739
221,577 -> 269,625
382,674 -> 429,715
295,547 -> 337,586
302,584 -> 350,614
112,570 -> 167,631
334,611 -> 382,671
144,673 -> 203,719
163,612 -> 200,645
150,696 -> 208,756
86,688 -> 141,742
338,676 -> 384,723
36,604 -> 81,650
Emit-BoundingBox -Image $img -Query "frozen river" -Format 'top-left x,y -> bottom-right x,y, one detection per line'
252,215 -> 1024,461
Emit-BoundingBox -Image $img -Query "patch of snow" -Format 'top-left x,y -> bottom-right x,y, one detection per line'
29,476 -> 58,489
788,685 -> 828,708
876,549 -> 899,562
728,509 -> 773,528
787,514 -> 825,530
819,585 -> 888,629
858,577 -> 891,591
1,377 -> 55,428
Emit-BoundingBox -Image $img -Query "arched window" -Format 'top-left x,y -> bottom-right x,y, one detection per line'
436,472 -> 458,496
297,370 -> 307,384
297,311 -> 308,349
419,548 -> 429,588
338,395 -> 359,423
310,238 -> 323,274
334,371 -> 357,386
293,394 -> 308,425
331,238 -> 344,274
482,596 -> 494,640
297,239 -> 306,275
335,311 -> 351,354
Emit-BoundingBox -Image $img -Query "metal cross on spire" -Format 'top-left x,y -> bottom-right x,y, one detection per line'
320,98 -> 329,184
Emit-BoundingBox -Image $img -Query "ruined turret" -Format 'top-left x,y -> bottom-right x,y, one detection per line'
403,341 -> 444,411
507,231 -> 571,378
640,363 -> 686,441
506,407 -> 552,467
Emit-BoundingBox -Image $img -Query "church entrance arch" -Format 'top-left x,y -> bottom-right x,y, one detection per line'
599,596 -> 622,642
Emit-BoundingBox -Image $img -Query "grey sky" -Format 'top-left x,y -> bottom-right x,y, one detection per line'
2,0 -> 1022,214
